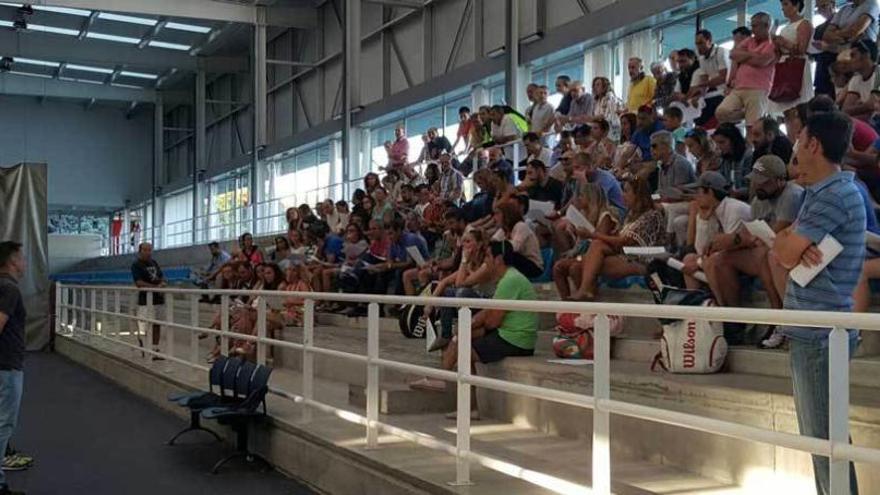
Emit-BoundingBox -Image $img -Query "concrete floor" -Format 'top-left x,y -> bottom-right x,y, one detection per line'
6,351 -> 314,495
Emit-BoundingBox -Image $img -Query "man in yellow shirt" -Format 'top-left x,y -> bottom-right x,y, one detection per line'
626,57 -> 657,112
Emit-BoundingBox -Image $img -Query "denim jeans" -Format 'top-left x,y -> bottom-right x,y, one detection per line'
439,287 -> 484,339
0,370 -> 23,488
789,335 -> 859,495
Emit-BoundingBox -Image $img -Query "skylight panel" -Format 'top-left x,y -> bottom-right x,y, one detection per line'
86,32 -> 139,44
65,63 -> 113,74
13,57 -> 59,68
111,83 -> 145,90
0,20 -> 12,28
60,77 -> 104,85
34,5 -> 91,16
120,70 -> 157,80
165,22 -> 211,34
97,12 -> 157,26
29,24 -> 80,36
9,71 -> 53,79
148,40 -> 191,51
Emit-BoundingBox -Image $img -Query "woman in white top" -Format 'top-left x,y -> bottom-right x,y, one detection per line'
491,200 -> 544,278
770,0 -> 814,114
553,183 -> 623,300
587,77 -> 623,140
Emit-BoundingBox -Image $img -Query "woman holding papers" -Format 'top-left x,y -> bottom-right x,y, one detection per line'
424,229 -> 495,353
568,177 -> 666,301
491,201 -> 544,278
553,183 -> 623,300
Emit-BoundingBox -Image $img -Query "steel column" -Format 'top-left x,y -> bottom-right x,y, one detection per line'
342,0 -> 362,192
253,7 -> 268,235
194,70 -> 206,244
152,96 -> 163,248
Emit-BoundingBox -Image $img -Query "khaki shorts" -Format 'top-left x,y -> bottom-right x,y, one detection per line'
716,89 -> 769,126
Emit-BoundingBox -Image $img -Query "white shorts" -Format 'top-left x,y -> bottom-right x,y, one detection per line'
136,305 -> 164,335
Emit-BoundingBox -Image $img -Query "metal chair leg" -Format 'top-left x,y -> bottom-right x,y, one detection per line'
167,426 -> 222,446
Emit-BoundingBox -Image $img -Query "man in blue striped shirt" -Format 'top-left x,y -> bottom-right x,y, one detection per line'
772,111 -> 864,495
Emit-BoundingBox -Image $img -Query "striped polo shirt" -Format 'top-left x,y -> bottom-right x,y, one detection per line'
782,171 -> 866,344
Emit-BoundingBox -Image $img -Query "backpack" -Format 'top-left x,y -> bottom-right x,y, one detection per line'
551,313 -> 624,359
398,283 -> 438,339
650,292 -> 728,374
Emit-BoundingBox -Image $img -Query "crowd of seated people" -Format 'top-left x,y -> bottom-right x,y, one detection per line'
136,4 -> 880,490
186,2 -> 880,385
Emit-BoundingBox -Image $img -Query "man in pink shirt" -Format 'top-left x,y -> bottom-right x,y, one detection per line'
716,12 -> 777,128
388,125 -> 409,171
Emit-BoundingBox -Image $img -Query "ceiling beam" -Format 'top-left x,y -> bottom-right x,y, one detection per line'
0,71 -> 157,102
363,0 -> 425,8
77,10 -> 99,40
29,0 -> 318,27
138,18 -> 167,49
0,30 -> 249,73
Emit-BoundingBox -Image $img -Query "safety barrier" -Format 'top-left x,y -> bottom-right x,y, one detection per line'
55,283 -> 880,494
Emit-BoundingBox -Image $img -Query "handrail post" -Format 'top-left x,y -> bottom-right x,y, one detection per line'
302,299 -> 315,422
453,307 -> 472,486
55,283 -> 63,337
165,294 -> 175,372
829,326 -> 851,495
592,314 -> 611,495
190,294 -> 200,367
90,288 -> 97,335
101,289 -> 108,336
145,291 -> 154,362
256,297 -> 267,365
220,294 -> 229,357
113,289 -> 121,339
366,302 -> 380,449
62,286 -> 70,334
77,288 -> 84,332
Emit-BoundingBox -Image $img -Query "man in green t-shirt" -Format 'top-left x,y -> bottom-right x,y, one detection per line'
441,240 -> 538,370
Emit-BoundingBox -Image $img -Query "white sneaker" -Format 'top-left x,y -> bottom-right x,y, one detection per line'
760,330 -> 785,349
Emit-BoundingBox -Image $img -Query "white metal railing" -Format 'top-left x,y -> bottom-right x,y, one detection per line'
53,283 -> 879,494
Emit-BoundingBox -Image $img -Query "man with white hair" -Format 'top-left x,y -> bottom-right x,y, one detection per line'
651,61 -> 678,109
626,57 -> 657,112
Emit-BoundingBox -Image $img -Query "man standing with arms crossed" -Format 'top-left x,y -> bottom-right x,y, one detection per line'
772,111 -> 863,495
132,243 -> 166,360
0,241 -> 27,495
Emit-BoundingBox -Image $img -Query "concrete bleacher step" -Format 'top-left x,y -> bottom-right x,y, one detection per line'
348,383 -> 456,414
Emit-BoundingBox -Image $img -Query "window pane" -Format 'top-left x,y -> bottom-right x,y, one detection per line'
660,18 -> 696,58
701,7 -> 738,46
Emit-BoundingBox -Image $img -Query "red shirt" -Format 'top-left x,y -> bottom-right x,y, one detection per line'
851,117 -> 878,152
457,120 -> 473,138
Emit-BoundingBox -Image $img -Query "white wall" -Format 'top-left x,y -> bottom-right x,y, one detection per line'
0,95 -> 153,209
49,234 -> 103,274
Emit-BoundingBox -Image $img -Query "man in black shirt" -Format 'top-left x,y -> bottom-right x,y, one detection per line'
131,242 -> 166,360
750,116 -> 793,167
519,159 -> 564,209
0,241 -> 26,495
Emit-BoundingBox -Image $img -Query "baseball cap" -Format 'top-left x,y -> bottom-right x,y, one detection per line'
747,155 -> 787,184
696,171 -> 728,192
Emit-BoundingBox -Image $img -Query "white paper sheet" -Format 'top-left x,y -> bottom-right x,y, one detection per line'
742,220 -> 777,248
406,246 -> 427,267
622,246 -> 670,258
425,319 -> 437,352
527,200 -> 556,226
666,257 -> 709,283
565,206 -> 595,233
790,234 -> 843,288
547,359 -> 594,366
